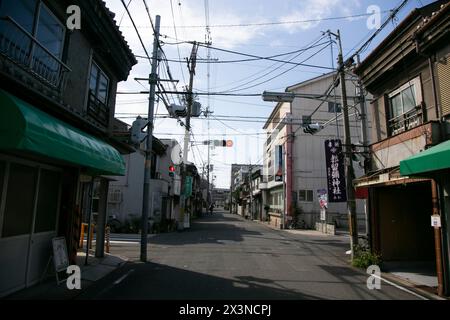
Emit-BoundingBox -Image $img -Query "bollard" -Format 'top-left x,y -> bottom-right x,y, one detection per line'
79,223 -> 87,248
105,226 -> 110,253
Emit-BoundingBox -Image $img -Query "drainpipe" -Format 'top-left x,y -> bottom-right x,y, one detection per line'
286,112 -> 294,225
431,180 -> 445,297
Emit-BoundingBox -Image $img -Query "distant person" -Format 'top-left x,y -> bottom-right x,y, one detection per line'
209,203 -> 214,214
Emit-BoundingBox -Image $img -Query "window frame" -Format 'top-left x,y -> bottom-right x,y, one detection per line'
299,189 -> 314,202
387,76 -> 422,120
35,2 -> 66,60
328,101 -> 342,113
0,154 -> 62,238
89,61 -> 110,106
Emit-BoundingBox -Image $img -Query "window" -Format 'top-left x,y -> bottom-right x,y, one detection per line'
34,169 -> 61,233
0,0 -> 37,33
299,189 -> 313,202
328,102 -> 341,113
388,78 -> 421,119
302,115 -> 311,126
2,164 -> 38,237
0,1 -> 65,85
89,62 -> 110,105
35,4 -> 65,59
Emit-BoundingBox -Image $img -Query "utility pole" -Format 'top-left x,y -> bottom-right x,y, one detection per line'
335,29 -> 358,258
180,42 -> 199,230
356,54 -> 369,172
140,15 -> 161,262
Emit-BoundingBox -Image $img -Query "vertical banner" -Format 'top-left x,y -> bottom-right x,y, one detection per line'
274,145 -> 283,182
325,139 -> 347,202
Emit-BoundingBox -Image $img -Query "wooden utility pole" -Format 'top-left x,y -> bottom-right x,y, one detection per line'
335,29 -> 359,258
179,42 -> 199,230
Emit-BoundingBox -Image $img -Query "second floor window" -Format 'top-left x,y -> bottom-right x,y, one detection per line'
388,77 -> 421,119
89,62 -> 109,105
328,102 -> 342,113
0,0 -> 66,86
299,190 -> 313,202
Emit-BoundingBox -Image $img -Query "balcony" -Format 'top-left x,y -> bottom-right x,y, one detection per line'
388,105 -> 423,136
87,90 -> 109,127
0,16 -> 70,94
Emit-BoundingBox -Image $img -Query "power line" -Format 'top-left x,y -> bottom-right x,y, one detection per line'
213,41 -> 331,94
120,0 -> 151,60
169,0 -> 187,85
159,41 -> 330,65
120,10 -> 391,29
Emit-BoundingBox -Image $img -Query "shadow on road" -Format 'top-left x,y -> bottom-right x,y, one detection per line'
78,261 -> 324,300
148,213 -> 263,246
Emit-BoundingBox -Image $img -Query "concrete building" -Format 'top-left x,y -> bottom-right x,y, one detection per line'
211,188 -> 230,208
353,1 -> 450,296
262,72 -> 371,230
107,138 -> 183,233
229,164 -> 252,215
0,0 -> 136,297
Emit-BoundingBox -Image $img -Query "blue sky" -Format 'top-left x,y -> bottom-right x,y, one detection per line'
105,0 -> 435,188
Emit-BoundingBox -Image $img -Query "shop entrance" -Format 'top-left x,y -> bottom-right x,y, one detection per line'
0,157 -> 61,297
375,181 -> 437,287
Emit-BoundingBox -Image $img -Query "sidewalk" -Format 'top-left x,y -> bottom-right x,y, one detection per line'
5,250 -> 128,300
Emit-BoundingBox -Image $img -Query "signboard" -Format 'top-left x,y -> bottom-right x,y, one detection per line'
431,214 -> 441,228
317,189 -> 328,209
184,176 -> 193,197
324,139 -> 347,202
274,145 -> 283,182
52,237 -> 69,273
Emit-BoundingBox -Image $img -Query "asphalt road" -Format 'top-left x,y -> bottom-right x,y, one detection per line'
77,209 -> 421,300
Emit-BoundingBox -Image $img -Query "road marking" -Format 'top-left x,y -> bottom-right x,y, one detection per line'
372,274 -> 428,300
110,240 -> 140,244
113,269 -> 135,285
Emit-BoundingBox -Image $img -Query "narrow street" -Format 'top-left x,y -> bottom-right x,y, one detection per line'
77,209 -> 421,300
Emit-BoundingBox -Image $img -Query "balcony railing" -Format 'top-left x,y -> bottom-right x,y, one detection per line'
0,16 -> 70,92
388,106 -> 423,136
87,90 -> 109,126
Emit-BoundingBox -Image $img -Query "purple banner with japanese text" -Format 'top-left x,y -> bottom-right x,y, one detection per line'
325,139 -> 347,202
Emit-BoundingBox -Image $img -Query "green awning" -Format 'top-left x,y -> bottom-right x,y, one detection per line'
0,90 -> 125,175
400,140 -> 450,176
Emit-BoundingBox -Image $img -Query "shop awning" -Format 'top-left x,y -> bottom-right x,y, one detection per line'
0,90 -> 125,175
400,140 -> 450,176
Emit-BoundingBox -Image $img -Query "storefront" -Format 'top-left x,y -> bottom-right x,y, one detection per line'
0,90 -> 125,297
400,139 -> 450,296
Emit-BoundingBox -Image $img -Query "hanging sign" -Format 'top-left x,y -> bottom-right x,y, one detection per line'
325,139 -> 347,202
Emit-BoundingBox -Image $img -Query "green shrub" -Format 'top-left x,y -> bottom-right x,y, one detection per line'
351,245 -> 381,269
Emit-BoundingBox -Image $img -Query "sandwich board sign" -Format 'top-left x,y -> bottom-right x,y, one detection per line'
52,237 -> 69,284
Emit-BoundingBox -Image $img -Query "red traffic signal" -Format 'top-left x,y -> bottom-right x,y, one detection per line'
169,165 -> 175,172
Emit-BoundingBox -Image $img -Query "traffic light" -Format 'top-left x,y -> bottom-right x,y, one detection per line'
213,140 -> 233,147
303,123 -> 323,135
169,165 -> 176,177
130,116 -> 148,145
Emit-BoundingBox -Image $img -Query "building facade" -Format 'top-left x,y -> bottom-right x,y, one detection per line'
0,0 -> 136,297
353,1 -> 450,296
263,73 -> 370,230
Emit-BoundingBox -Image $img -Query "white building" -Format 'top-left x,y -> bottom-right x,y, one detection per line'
107,138 -> 182,232
263,72 -> 371,231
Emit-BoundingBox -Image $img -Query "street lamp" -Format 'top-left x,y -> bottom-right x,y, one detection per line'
262,91 -> 295,103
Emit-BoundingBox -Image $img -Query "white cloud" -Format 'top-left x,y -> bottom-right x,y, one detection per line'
279,0 -> 361,33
